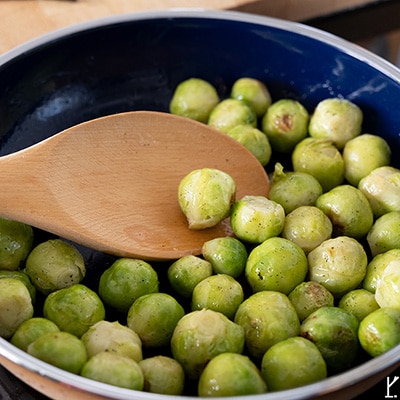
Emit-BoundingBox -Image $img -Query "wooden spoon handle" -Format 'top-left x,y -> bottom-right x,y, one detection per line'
0,148 -> 54,222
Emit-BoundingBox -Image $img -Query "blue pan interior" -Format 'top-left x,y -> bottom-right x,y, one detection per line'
0,16 -> 399,162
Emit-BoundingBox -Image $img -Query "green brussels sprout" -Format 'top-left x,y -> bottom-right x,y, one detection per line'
343,133 -> 391,186
208,98 -> 257,133
363,249 -> 400,293
288,281 -> 334,322
230,195 -> 285,243
139,356 -> 185,395
0,218 -> 33,271
0,278 -> 34,338
201,236 -> 247,278
292,137 -> 345,192
359,166 -> 400,217
230,77 -> 271,117
11,317 -> 60,351
261,336 -> 327,391
81,320 -> 142,362
198,353 -> 267,397
178,168 -> 236,229
282,206 -> 332,254
375,259 -> 400,308
191,274 -> 244,319
167,255 -> 213,298
24,239 -> 86,295
316,184 -> 374,239
226,125 -> 272,166
234,291 -> 300,358
261,98 -> 309,153
28,331 -> 87,374
81,351 -> 144,390
338,289 -> 379,322
169,78 -> 219,123
43,284 -> 105,338
358,307 -> 400,357
308,98 -> 363,149
0,270 -> 36,303
269,163 -> 323,214
171,309 -> 244,379
98,258 -> 159,313
300,306 -> 359,372
367,211 -> 400,257
127,293 -> 184,348
245,237 -> 308,295
308,236 -> 368,297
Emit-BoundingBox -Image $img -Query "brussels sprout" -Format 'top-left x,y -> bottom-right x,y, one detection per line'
230,77 -> 271,117
269,163 -> 323,214
343,133 -> 391,186
81,351 -> 144,390
81,320 -> 142,362
198,353 -> 267,396
288,281 -> 334,322
169,78 -> 219,123
230,195 -> 285,243
139,356 -> 185,395
359,166 -> 400,217
316,185 -> 373,239
201,236 -> 247,278
28,331 -> 87,374
308,236 -> 368,297
363,249 -> 400,293
367,211 -> 400,257
226,125 -> 272,166
0,278 -> 34,339
98,258 -> 159,313
375,259 -> 400,308
178,168 -> 236,229
167,255 -> 213,298
338,289 -> 379,322
0,218 -> 33,271
43,284 -> 105,338
261,336 -> 327,391
358,307 -> 400,357
300,306 -> 359,372
261,99 -> 309,153
308,98 -> 363,149
282,206 -> 332,254
292,137 -> 345,192
127,293 -> 184,348
234,291 -> 300,358
191,274 -> 244,319
171,309 -> 244,379
25,239 -> 86,295
11,317 -> 60,351
208,98 -> 257,133
245,237 -> 308,295
0,270 -> 36,303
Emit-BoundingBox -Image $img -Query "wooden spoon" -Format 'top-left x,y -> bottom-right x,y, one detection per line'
0,111 -> 269,261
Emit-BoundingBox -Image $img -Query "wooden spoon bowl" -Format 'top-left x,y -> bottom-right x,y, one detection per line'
0,111 -> 269,260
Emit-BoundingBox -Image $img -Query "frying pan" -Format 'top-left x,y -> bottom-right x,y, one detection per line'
0,9 -> 400,400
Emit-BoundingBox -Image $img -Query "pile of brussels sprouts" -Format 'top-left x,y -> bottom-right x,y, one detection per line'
1,76 -> 400,397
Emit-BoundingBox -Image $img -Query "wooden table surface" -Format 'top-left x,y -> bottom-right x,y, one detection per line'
0,0 -> 383,55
